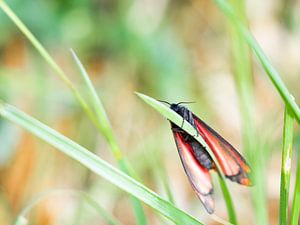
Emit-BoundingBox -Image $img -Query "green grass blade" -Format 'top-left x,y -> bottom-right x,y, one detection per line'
0,1 -> 97,127
70,49 -> 148,225
291,154 -> 300,225
218,176 -> 237,224
229,1 -> 268,224
213,0 -> 300,124
0,1 -> 148,223
279,107 -> 294,225
13,190 -> 123,225
136,92 -> 237,223
156,157 -> 175,205
148,147 -> 175,204
69,49 -> 122,160
83,193 -> 123,225
0,102 -> 203,225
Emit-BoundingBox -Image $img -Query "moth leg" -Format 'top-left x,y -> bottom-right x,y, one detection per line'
180,118 -> 185,128
181,107 -> 192,128
186,110 -> 200,137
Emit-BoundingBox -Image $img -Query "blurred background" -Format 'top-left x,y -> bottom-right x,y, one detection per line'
0,0 -> 299,224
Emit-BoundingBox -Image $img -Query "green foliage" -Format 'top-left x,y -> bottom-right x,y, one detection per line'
228,1 -> 268,224
279,107 -> 294,225
0,2 -> 148,223
0,102 -> 203,225
70,49 -> 148,225
0,0 -> 300,224
214,0 -> 300,124
291,154 -> 300,225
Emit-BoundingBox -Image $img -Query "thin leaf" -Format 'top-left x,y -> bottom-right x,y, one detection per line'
218,177 -> 237,224
0,0 -> 97,128
213,0 -> 300,124
0,102 -> 203,225
229,1 -> 268,224
291,154 -> 300,225
279,106 -> 294,225
70,49 -> 148,225
136,92 -> 237,223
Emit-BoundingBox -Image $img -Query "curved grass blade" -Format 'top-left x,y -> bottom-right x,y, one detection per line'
213,0 -> 300,124
136,92 -> 237,224
291,151 -> 300,225
13,189 -> 123,225
279,106 -> 294,225
70,50 -> 148,225
0,102 -> 203,225
0,2 -> 148,223
154,154 -> 175,204
228,1 -> 268,224
0,1 -> 96,126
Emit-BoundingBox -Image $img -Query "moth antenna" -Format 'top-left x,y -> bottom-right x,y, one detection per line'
177,101 -> 196,105
158,100 -> 171,105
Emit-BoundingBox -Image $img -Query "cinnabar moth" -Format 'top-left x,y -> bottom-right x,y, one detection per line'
162,101 -> 252,214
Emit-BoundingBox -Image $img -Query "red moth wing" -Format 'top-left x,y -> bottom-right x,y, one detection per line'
194,117 -> 252,186
173,132 -> 215,213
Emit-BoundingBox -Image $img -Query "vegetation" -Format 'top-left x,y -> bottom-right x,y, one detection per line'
0,0 -> 299,224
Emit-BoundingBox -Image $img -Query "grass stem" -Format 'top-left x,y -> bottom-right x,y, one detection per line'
291,153 -> 300,225
228,1 -> 268,224
0,2 -> 148,223
213,0 -> 300,124
279,106 -> 294,224
70,50 -> 148,225
0,102 -> 204,225
0,1 -> 97,127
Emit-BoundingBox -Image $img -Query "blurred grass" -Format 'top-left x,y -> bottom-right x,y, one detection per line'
215,1 -> 300,224
0,102 -> 204,225
0,2 -> 148,224
214,0 -> 300,123
0,0 -> 299,224
228,0 -> 268,224
147,146 -> 175,204
0,1 -> 96,124
279,107 -> 294,225
70,49 -> 147,225
291,153 -> 300,225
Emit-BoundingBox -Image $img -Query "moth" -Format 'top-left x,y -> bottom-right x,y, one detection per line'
163,101 -> 252,214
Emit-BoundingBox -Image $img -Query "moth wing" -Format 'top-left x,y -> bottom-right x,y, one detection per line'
194,116 -> 252,186
173,131 -> 215,213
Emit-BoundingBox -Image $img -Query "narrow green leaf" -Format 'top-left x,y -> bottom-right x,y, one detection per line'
213,0 -> 300,124
291,154 -> 300,225
70,49 -> 111,138
147,146 -> 175,204
218,176 -> 237,224
0,1 -> 148,222
0,0 -> 97,127
0,103 -> 203,225
70,49 -> 148,225
136,92 -> 237,223
229,1 -> 268,224
279,107 -> 294,225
